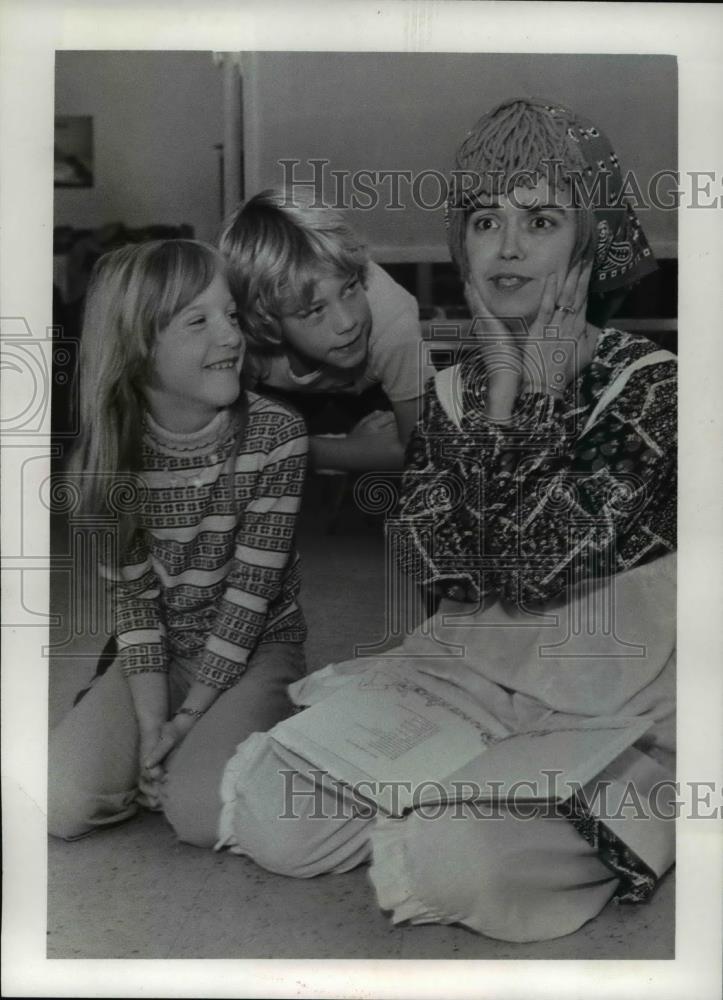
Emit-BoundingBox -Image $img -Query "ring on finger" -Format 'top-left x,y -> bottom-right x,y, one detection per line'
555,304 -> 575,315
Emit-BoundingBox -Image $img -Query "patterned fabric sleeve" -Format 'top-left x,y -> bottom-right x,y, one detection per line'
397,351 -> 677,605
103,534 -> 168,677
197,410 -> 308,689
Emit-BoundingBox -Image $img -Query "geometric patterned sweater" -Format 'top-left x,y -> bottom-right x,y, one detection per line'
103,393 -> 308,690
396,329 -> 677,605
395,328 -> 677,904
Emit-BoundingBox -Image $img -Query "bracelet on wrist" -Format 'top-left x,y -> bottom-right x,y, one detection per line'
174,706 -> 205,722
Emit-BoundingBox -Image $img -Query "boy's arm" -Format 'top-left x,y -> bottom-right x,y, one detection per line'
309,420 -> 403,472
392,395 -> 423,449
307,394 -> 422,473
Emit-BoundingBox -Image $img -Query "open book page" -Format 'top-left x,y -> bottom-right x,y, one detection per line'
271,663 -> 652,815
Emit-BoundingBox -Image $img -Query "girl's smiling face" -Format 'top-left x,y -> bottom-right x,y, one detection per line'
146,270 -> 244,433
465,178 -> 578,327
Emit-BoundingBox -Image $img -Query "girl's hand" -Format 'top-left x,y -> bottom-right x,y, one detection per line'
464,279 -> 524,422
128,673 -> 171,808
521,259 -> 593,396
143,713 -> 196,771
137,724 -> 166,811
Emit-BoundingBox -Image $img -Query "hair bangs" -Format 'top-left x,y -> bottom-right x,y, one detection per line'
72,237 -> 239,558
261,228 -> 367,318
141,240 -> 224,334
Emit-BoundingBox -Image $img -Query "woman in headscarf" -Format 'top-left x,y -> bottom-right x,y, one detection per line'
215,98 -> 677,944
398,97 -> 674,607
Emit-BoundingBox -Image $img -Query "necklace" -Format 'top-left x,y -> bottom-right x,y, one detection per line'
165,466 -> 207,489
158,447 -> 227,488
145,435 -> 222,488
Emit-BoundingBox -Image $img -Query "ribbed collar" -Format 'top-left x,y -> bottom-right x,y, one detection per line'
143,408 -> 234,457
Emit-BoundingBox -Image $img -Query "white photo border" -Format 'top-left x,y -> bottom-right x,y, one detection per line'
2,1 -> 722,998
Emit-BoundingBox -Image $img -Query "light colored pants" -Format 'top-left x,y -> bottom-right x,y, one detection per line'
217,732 -> 621,942
48,642 -> 306,847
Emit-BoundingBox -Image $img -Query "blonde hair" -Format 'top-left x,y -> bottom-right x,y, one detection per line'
219,189 -> 369,363
72,239 -> 232,554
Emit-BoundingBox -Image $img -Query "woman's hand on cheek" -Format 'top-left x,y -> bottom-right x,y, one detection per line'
464,280 -> 522,423
521,261 -> 593,397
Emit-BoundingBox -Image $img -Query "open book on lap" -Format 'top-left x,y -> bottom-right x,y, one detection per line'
269,660 -> 652,816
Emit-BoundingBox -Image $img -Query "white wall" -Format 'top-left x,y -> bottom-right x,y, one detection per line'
244,52 -> 678,261
54,51 -> 224,242
54,51 -> 677,259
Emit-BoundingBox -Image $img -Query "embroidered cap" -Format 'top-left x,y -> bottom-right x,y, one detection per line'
446,97 -> 658,295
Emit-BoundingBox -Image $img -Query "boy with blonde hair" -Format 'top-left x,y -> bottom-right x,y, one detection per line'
220,189 -> 434,471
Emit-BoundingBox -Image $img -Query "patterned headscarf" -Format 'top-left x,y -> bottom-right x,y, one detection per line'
446,98 -> 657,296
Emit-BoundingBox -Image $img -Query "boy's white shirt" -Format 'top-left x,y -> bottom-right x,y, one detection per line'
260,261 -> 434,402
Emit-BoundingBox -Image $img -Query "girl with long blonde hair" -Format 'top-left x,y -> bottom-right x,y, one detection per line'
50,239 -> 308,847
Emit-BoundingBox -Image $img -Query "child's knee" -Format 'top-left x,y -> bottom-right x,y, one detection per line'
47,744 -> 95,839
48,738 -> 138,839
162,774 -> 219,849
47,784 -> 95,840
47,780 -> 138,840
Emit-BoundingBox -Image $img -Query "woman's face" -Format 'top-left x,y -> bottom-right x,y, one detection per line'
465,178 -> 578,327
